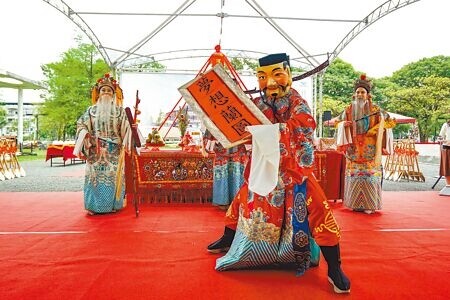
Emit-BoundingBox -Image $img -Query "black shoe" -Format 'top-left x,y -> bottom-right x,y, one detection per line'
207,227 -> 235,253
327,266 -> 351,293
320,244 -> 351,293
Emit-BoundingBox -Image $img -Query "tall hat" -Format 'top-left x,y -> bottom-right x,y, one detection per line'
258,53 -> 290,67
91,73 -> 123,106
354,74 -> 371,93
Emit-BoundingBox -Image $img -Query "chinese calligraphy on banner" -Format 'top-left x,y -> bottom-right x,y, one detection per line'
178,64 -> 271,148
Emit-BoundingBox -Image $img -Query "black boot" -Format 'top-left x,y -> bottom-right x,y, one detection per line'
320,244 -> 351,294
207,226 -> 235,253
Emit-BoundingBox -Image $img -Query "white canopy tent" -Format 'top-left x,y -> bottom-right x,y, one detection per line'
0,69 -> 46,147
41,0 -> 421,73
4,0 -> 447,140
40,0 -> 424,137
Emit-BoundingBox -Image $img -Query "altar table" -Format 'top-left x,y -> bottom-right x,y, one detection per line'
125,149 -> 215,203
432,144 -> 450,189
45,144 -> 84,167
313,150 -> 346,201
439,144 -> 450,177
125,149 -> 345,204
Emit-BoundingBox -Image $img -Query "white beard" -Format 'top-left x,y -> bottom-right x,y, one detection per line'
95,95 -> 118,137
352,98 -> 369,134
356,98 -> 367,109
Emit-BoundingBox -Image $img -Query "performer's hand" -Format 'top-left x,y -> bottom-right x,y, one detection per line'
83,134 -> 92,149
344,121 -> 352,127
301,176 -> 308,184
78,153 -> 87,161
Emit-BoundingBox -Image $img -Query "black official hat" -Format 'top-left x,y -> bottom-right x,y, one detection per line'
258,53 -> 290,67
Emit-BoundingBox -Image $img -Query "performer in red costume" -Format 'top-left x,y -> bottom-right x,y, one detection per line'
335,75 -> 386,213
207,54 -> 350,294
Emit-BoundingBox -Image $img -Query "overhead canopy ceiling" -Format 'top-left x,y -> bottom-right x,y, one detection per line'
0,69 -> 46,90
42,0 -> 422,73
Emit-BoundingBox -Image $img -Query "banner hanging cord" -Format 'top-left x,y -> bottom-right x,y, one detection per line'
218,0 -> 225,46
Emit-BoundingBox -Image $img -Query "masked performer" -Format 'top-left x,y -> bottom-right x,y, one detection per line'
207,54 -> 350,294
74,74 -> 131,215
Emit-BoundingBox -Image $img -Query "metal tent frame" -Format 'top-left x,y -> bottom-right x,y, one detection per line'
40,0 -> 421,137
0,69 -> 47,148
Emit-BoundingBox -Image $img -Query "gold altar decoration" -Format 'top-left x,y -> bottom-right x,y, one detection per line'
146,128 -> 165,147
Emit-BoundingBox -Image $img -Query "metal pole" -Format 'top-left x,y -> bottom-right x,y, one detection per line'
17,88 -> 24,151
318,72 -> 324,138
313,75 -> 317,137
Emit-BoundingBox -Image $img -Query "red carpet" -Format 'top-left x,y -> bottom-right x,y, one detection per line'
0,191 -> 449,300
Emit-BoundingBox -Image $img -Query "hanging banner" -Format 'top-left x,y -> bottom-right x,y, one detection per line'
178,64 -> 271,148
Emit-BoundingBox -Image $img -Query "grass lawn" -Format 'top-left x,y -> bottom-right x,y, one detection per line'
17,149 -> 46,162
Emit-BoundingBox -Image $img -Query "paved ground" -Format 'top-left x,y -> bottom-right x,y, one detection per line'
0,156 -> 446,192
0,159 -> 85,192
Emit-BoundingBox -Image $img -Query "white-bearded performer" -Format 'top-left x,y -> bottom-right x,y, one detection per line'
74,74 -> 131,215
336,75 -> 388,214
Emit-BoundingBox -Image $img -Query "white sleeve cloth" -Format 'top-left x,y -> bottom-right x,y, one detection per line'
439,123 -> 450,142
385,128 -> 394,155
73,129 -> 88,156
247,124 -> 280,196
336,122 -> 352,146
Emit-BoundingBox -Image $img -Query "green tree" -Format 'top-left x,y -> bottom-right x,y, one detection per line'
0,106 -> 7,132
321,95 -> 347,119
384,55 -> 450,141
390,56 -> 450,88
22,119 -> 33,140
40,39 -> 109,140
230,57 -> 258,71
391,123 -> 411,139
290,66 -> 306,74
230,57 -> 244,70
322,58 -> 359,105
320,58 -> 360,118
385,76 -> 450,142
135,60 -> 166,72
320,55 -> 450,143
9,119 -> 17,133
371,77 -> 399,109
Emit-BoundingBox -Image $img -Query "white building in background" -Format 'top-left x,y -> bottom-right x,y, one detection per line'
0,69 -> 46,146
0,101 -> 40,139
